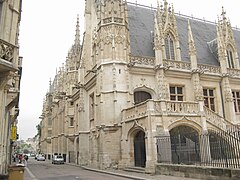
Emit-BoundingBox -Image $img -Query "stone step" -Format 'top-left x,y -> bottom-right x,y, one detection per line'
124,166 -> 146,174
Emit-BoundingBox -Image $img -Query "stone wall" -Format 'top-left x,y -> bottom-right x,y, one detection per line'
155,163 -> 240,180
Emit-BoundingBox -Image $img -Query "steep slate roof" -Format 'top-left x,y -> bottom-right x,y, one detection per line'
127,4 -> 240,66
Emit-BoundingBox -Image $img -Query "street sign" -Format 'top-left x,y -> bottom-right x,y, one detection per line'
12,126 -> 17,140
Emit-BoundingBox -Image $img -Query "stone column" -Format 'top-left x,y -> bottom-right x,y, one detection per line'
155,130 -> 172,164
145,101 -> 157,173
199,101 -> 211,164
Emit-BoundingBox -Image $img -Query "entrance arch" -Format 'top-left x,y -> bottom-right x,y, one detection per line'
169,125 -> 200,164
134,131 -> 146,167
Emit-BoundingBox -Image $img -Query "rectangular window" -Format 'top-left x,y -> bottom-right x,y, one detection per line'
69,117 -> 74,126
170,86 -> 183,101
232,91 -> 240,113
203,88 -> 215,111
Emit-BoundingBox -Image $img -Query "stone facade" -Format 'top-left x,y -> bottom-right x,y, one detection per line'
40,0 -> 240,173
0,0 -> 22,176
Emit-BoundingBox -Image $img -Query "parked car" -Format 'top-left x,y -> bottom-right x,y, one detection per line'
36,154 -> 45,161
52,155 -> 64,164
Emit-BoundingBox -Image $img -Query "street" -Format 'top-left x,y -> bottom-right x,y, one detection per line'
24,158 -> 130,180
24,157 -> 198,180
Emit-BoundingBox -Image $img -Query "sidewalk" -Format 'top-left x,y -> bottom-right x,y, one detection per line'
78,165 -> 199,180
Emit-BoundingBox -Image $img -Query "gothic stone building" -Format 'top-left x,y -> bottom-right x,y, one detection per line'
40,0 -> 240,172
0,0 -> 22,176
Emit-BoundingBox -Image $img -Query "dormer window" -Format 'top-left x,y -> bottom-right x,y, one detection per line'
226,46 -> 234,68
165,34 -> 175,60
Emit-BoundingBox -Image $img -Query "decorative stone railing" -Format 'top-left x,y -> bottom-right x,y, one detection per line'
122,100 -> 200,121
0,39 -> 15,63
163,60 -> 191,71
129,55 -> 155,66
128,56 -> 229,78
197,64 -> 221,74
166,101 -> 200,115
203,106 -> 232,131
227,68 -> 240,78
123,101 -> 148,120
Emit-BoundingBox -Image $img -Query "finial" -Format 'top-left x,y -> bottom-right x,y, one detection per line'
221,6 -> 226,20
171,3 -> 174,14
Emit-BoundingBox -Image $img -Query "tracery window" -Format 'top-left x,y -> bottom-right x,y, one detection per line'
227,46 -> 234,68
165,34 -> 175,60
170,86 -> 183,101
203,88 -> 215,111
232,91 -> 240,113
134,91 -> 151,105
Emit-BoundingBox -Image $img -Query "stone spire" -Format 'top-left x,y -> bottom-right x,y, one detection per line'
74,15 -> 80,46
188,20 -> 197,68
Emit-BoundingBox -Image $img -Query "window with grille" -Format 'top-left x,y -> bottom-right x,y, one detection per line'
134,91 -> 151,105
232,91 -> 240,113
170,86 -> 183,101
203,89 -> 215,111
227,48 -> 234,68
165,34 -> 175,60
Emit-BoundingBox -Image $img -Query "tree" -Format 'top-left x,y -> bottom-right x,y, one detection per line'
35,124 -> 41,139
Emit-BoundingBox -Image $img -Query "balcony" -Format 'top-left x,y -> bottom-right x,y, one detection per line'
122,100 -> 200,122
0,38 -> 18,72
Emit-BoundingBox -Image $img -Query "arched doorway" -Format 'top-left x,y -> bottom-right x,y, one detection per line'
170,125 -> 200,164
134,131 -> 146,167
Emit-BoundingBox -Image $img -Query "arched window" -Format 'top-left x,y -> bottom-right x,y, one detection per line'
165,34 -> 175,60
134,91 -> 151,105
226,46 -> 234,68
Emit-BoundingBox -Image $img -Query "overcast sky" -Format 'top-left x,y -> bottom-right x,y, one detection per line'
18,0 -> 240,140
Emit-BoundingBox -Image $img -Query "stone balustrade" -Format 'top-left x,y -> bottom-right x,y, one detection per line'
163,59 -> 191,71
0,38 -> 15,63
122,100 -> 200,121
203,106 -> 230,130
227,68 -> 240,78
129,55 -> 155,66
166,101 -> 200,115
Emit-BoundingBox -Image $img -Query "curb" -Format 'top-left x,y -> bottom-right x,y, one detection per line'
67,163 -> 147,180
81,166 -> 147,180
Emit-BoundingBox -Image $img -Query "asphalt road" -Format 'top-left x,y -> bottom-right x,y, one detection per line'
23,157 -> 198,180
24,158 -> 131,180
